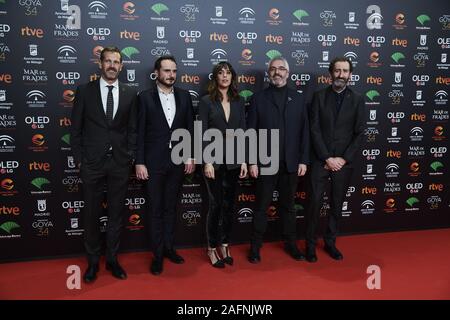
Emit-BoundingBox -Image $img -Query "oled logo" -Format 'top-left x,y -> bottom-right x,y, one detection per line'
56,71 -> 80,85
86,27 -> 110,41
25,116 -> 50,129
362,149 -> 380,160
0,24 -> 11,37
412,74 -> 430,86
318,34 -> 337,47
387,111 -> 405,123
406,183 -> 423,194
430,146 -> 447,158
179,30 -> 201,43
237,32 -> 257,45
0,160 -> 19,175
367,35 -> 385,48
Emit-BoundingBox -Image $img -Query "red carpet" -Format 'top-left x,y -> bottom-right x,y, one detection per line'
1,229 -> 449,300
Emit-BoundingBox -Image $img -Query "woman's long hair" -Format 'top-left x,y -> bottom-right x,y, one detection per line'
207,61 -> 239,102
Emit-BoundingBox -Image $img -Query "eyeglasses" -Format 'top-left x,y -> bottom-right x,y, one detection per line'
269,66 -> 288,73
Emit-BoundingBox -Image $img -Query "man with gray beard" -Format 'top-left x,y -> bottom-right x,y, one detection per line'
305,56 -> 365,263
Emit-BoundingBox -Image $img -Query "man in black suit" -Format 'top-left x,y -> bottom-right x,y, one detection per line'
71,46 -> 137,283
247,56 -> 310,263
135,55 -> 195,275
305,56 -> 365,262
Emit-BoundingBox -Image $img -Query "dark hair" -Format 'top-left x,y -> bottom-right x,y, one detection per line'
208,61 -> 239,102
328,56 -> 353,73
100,46 -> 122,63
154,55 -> 177,71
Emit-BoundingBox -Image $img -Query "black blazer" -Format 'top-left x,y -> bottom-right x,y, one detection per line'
247,86 -> 310,173
136,86 -> 194,171
70,79 -> 137,167
309,86 -> 365,166
198,95 -> 247,170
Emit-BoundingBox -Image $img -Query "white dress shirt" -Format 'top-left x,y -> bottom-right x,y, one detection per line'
99,77 -> 119,119
157,85 -> 176,128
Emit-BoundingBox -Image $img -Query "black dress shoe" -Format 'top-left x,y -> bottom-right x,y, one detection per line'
106,261 -> 127,280
305,247 -> 318,263
247,248 -> 261,264
83,264 -> 99,283
219,245 -> 233,266
150,258 -> 163,275
207,249 -> 225,268
324,245 -> 343,260
284,243 -> 306,261
164,249 -> 185,264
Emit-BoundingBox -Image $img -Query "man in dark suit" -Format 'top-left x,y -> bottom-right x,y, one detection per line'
305,56 -> 365,262
71,46 -> 137,283
247,56 -> 310,264
135,55 -> 195,275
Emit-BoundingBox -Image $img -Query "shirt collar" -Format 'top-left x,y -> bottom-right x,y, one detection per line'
157,83 -> 174,95
100,77 -> 119,90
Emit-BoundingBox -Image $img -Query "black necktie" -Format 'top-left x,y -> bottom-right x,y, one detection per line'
106,85 -> 114,121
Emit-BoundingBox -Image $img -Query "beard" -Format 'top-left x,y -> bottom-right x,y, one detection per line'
270,75 -> 287,87
102,68 -> 119,81
332,77 -> 349,90
158,76 -> 175,88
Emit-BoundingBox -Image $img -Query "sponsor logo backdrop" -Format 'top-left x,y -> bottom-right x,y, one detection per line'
0,0 -> 449,261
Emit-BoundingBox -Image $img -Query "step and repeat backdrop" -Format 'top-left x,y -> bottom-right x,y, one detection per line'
0,0 -> 449,261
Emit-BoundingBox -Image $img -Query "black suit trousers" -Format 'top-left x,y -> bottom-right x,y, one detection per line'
146,162 -> 185,259
81,155 -> 130,265
306,162 -> 354,247
251,163 -> 298,249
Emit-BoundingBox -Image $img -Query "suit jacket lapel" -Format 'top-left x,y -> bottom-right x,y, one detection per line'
172,88 -> 181,128
94,79 -> 108,125
113,82 -> 126,124
153,87 -> 170,129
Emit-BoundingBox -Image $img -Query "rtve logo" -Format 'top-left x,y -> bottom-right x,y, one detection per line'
209,32 -> 229,43
21,26 -> 44,38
